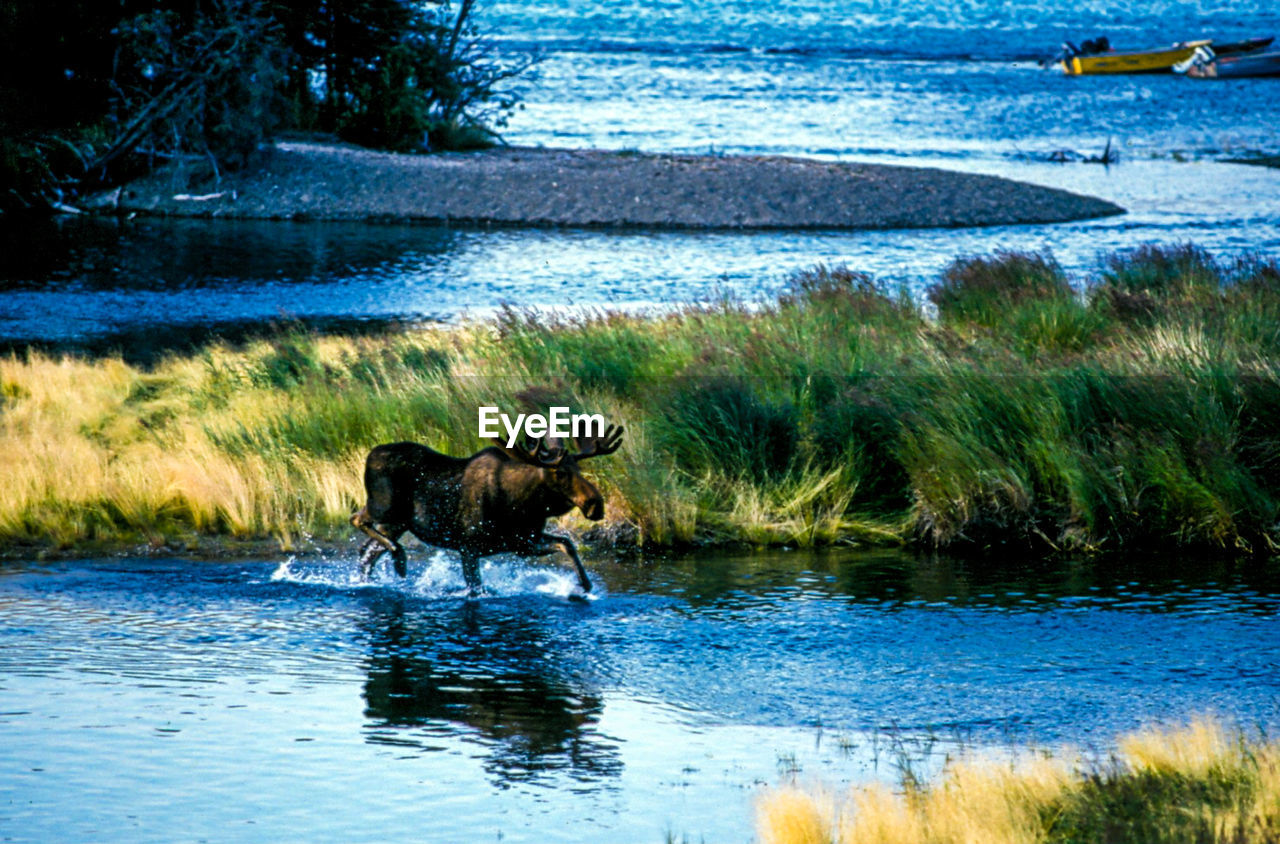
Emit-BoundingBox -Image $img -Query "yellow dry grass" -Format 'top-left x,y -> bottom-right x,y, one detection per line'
756,718 -> 1280,844
0,344 -> 372,549
7,248 -> 1279,556
1119,717 -> 1236,778
0,329 -> 649,551
758,787 -> 834,844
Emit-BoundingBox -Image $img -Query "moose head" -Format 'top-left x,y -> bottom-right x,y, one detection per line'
496,424 -> 625,522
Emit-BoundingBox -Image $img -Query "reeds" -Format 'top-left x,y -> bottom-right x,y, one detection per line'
757,718 -> 1280,844
2,244 -> 1278,554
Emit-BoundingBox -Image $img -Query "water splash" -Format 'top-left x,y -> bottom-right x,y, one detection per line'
467,556 -> 603,601
270,548 -> 601,601
269,555 -> 368,588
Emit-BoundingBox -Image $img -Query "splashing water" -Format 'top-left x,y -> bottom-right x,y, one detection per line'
270,548 -> 600,601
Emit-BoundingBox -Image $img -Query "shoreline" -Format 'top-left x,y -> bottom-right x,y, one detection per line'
91,141 -> 1125,230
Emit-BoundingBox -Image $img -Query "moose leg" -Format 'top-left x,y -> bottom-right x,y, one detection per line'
351,508 -> 406,579
460,553 -> 482,597
357,536 -> 407,579
377,534 -> 408,579
361,535 -> 406,579
538,533 -> 592,593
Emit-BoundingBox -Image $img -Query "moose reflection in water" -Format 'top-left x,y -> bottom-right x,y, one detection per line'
359,597 -> 622,785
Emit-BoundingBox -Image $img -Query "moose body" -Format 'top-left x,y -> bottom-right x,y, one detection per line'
351,426 -> 622,594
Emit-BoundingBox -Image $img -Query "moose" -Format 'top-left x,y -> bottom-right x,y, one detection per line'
350,424 -> 623,595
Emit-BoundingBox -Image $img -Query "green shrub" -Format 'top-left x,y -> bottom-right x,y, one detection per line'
662,378 -> 799,483
929,251 -> 1073,326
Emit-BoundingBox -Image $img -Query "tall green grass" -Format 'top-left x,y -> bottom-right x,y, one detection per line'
1,245 -> 1278,555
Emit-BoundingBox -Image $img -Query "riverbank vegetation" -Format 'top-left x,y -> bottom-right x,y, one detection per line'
756,718 -> 1280,844
1,244 -> 1278,556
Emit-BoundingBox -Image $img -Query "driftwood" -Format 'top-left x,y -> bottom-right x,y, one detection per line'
1044,138 -> 1119,165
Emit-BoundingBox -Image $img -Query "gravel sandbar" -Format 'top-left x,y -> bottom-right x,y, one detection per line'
100,141 -> 1125,230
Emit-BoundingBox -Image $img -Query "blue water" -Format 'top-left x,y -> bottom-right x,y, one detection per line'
486,0 -> 1276,61
2,0 -> 1279,345
1,550 -> 1278,842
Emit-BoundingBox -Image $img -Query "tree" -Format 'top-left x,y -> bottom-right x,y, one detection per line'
296,0 -> 534,151
0,0 -> 533,213
414,0 -> 535,150
105,1 -> 286,177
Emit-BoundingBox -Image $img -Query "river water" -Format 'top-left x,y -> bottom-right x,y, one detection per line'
2,549 -> 1278,842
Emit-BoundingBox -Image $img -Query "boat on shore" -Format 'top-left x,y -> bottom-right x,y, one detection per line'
1060,39 -> 1211,75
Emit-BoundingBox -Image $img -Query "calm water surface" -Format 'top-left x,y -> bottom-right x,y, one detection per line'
2,549 -> 1278,842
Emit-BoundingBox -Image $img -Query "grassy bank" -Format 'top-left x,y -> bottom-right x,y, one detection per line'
756,718 -> 1280,844
2,243 -> 1279,556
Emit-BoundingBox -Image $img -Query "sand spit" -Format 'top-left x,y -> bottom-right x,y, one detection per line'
98,141 -> 1124,230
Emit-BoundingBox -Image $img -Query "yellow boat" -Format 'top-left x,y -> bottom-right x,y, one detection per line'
1061,40 -> 1211,75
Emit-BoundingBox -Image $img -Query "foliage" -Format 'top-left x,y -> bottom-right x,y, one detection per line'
0,0 -> 533,212
111,1 -> 287,173
928,250 -> 1073,325
331,0 -> 532,151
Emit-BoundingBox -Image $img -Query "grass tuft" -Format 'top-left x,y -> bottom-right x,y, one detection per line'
758,719 -> 1280,844
758,787 -> 833,844
929,251 -> 1072,324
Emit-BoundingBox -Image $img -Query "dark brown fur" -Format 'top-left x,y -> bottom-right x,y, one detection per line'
351,428 -> 621,594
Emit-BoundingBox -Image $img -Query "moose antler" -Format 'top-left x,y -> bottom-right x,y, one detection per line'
501,435 -> 566,468
573,424 -> 624,460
